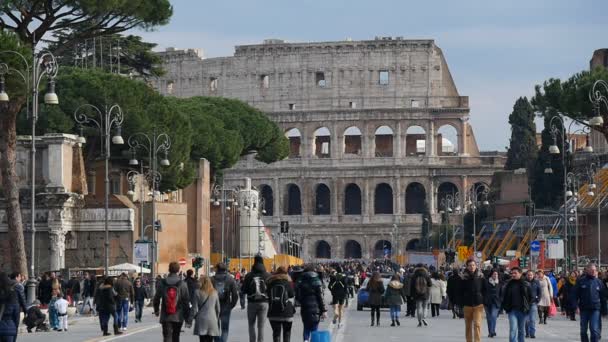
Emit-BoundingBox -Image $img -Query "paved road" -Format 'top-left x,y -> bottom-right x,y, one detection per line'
17,299 -> 588,341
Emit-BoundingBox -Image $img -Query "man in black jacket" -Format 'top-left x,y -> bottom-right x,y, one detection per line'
296,265 -> 327,342
447,268 -> 463,319
524,270 -> 541,338
80,272 -> 97,315
212,263 -> 239,342
458,260 -> 486,342
242,255 -> 271,342
328,266 -> 347,326
502,267 -> 531,342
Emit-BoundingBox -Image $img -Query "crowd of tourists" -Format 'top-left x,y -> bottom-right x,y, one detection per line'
1,257 -> 608,342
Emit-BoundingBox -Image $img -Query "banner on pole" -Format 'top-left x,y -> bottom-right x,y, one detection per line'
134,242 -> 150,264
547,238 -> 564,259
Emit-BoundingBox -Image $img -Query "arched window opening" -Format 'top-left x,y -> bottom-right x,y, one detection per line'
374,240 -> 392,258
436,125 -> 459,156
375,126 -> 394,157
314,127 -> 331,158
260,185 -> 273,216
344,183 -> 362,215
344,126 -> 362,155
314,184 -> 331,215
437,182 -> 459,212
345,240 -> 362,259
374,183 -> 393,214
405,182 -> 426,214
285,128 -> 302,158
285,184 -> 302,215
406,126 -> 426,156
315,240 -> 331,259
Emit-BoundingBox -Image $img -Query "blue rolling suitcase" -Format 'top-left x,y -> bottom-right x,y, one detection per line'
311,330 -> 331,342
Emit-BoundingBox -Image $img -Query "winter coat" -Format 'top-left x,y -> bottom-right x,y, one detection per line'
114,277 -> 134,303
402,275 -> 411,297
525,278 -> 541,304
134,285 -> 148,302
153,274 -> 191,323
0,286 -> 19,337
484,279 -> 502,308
185,276 -> 199,304
575,275 -> 608,312
458,269 -> 486,307
409,267 -> 432,301
558,279 -> 578,311
537,277 -> 553,307
242,262 -> 271,303
447,273 -> 462,305
95,284 -> 117,314
328,273 -> 348,300
82,278 -> 96,297
430,279 -> 447,305
38,278 -> 52,304
366,279 -> 385,306
296,271 -> 326,323
190,289 -> 220,337
384,280 -> 406,306
548,274 -> 558,298
211,271 -> 239,313
24,306 -> 45,327
502,278 -> 531,313
266,273 -> 295,321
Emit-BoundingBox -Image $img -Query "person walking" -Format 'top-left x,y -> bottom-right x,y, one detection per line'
55,293 -> 69,332
81,272 -> 97,316
558,271 -> 578,321
410,264 -> 432,327
366,272 -> 385,326
211,263 -> 239,342
242,255 -> 271,342
402,270 -> 415,318
574,263 -> 608,342
48,287 -> 60,331
133,277 -> 148,323
189,275 -> 220,342
536,270 -> 553,325
430,272 -> 446,317
38,273 -> 52,307
266,267 -> 295,342
459,259 -> 486,342
384,274 -> 406,326
524,270 -> 541,338
153,261 -> 191,342
95,277 -> 122,336
295,265 -> 327,342
0,272 -> 20,342
501,267 -> 531,342
114,272 -> 134,331
484,270 -> 502,338
447,268 -> 463,319
67,275 -> 81,309
328,266 -> 347,326
185,270 -> 199,304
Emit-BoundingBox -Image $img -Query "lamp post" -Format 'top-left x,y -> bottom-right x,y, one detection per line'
465,184 -> 490,255
0,48 -> 59,304
74,104 -> 124,275
440,192 -> 460,250
212,182 -> 239,263
127,129 -> 170,295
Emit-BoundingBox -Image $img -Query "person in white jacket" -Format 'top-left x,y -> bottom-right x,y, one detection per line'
430,272 -> 447,317
55,293 -> 69,332
536,270 -> 553,324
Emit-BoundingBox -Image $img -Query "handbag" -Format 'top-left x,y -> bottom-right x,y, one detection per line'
440,297 -> 449,310
548,299 -> 557,317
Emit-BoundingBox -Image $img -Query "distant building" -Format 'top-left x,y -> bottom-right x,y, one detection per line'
590,49 -> 608,70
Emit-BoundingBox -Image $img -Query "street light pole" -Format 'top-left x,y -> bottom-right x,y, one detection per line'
75,104 -> 125,275
466,184 -> 490,256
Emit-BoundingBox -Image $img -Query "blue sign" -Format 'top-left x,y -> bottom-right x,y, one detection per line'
530,240 -> 541,252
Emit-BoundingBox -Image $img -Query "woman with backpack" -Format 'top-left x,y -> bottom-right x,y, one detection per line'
366,272 -> 385,326
189,275 -> 220,342
266,267 -> 295,342
384,274 -> 406,326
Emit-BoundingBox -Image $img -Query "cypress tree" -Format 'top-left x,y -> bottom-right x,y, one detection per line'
505,97 -> 538,173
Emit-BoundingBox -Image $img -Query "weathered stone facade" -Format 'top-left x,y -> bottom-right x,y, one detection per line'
154,38 -> 505,260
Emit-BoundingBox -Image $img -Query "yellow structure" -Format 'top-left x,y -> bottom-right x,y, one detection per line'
210,253 -> 304,272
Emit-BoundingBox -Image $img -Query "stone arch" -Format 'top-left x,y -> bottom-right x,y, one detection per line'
469,181 -> 490,205
375,125 -> 394,157
436,124 -> 459,156
405,125 -> 427,156
406,239 -> 420,251
344,183 -> 362,215
313,126 -> 331,158
374,240 -> 392,258
437,182 -> 459,212
344,240 -> 362,259
343,126 -> 362,155
374,183 -> 393,214
315,240 -> 331,259
284,183 -> 302,215
285,128 -> 302,158
314,183 -> 331,215
260,184 -> 274,216
405,182 -> 426,214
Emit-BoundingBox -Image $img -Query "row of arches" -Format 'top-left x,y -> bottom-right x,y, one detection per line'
285,124 -> 459,158
315,239 -> 421,259
259,182 -> 487,216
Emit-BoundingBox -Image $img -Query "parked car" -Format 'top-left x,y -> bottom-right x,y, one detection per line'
357,277 -> 391,311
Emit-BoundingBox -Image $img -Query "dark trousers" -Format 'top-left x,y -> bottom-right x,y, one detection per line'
269,320 -> 292,342
370,305 -> 380,323
116,299 -> 129,328
214,310 -> 232,342
538,305 -> 549,323
580,309 -> 601,342
135,300 -> 144,321
199,336 -> 214,342
431,303 -> 440,317
302,320 -> 319,342
162,321 -> 184,342
26,317 -> 46,331
406,296 -> 416,316
98,311 -> 118,334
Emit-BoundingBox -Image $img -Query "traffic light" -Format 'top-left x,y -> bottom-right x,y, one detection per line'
519,256 -> 528,268
192,256 -> 204,270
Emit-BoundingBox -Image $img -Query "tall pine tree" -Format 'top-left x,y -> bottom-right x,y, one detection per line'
505,97 -> 537,173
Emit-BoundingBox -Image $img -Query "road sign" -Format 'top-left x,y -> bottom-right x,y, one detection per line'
133,242 -> 150,264
476,251 -> 482,259
530,240 -> 541,252
179,257 -> 187,267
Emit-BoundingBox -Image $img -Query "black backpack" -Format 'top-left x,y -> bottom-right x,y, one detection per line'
270,283 -> 289,312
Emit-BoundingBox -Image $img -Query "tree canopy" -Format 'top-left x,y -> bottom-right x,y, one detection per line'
505,97 -> 537,172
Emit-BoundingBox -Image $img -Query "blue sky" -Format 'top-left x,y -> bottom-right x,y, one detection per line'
136,0 -> 608,151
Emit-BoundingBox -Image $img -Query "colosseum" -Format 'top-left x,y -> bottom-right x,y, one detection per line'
153,37 -> 505,260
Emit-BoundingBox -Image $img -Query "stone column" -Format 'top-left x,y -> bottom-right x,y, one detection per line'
363,179 -> 372,223
49,230 -> 66,271
459,119 -> 468,156
331,178 -> 339,219
429,178 -> 436,213
395,121 -> 403,159
395,177 -> 402,216
273,178 -> 281,219
427,121 -> 436,157
334,235 -> 341,259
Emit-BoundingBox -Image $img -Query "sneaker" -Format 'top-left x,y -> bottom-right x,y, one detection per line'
422,319 -> 428,326
332,318 -> 337,324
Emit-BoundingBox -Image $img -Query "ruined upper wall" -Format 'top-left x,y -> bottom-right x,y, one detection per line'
154,37 -> 468,112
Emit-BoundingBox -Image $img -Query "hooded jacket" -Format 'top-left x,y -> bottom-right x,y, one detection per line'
384,280 -> 406,306
95,284 -> 117,314
242,260 -> 271,303
459,268 -> 486,307
409,267 -> 432,301
153,273 -> 191,323
212,270 -> 239,312
296,271 -> 326,323
266,273 -> 295,321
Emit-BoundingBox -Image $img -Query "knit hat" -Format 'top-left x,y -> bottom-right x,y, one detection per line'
254,254 -> 264,265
